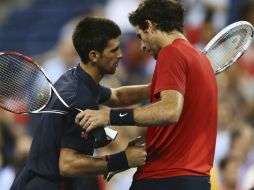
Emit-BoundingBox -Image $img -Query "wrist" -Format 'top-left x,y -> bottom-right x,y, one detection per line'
105,151 -> 129,172
110,109 -> 135,126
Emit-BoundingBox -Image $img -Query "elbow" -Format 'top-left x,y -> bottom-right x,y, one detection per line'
59,159 -> 71,177
164,109 -> 181,125
170,112 -> 181,124
113,90 -> 124,107
59,148 -> 93,177
59,156 -> 79,177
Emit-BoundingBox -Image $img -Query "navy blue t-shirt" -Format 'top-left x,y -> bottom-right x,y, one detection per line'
22,64 -> 111,187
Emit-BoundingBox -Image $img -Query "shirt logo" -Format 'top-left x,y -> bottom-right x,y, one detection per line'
119,113 -> 128,117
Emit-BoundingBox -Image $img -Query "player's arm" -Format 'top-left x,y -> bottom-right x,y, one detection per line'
59,148 -> 107,176
103,83 -> 151,107
75,89 -> 184,131
59,137 -> 146,177
133,89 -> 183,126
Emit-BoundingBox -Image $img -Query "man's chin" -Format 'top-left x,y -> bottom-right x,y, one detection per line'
106,70 -> 116,75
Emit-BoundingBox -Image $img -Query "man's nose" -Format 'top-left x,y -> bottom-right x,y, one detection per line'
117,49 -> 123,59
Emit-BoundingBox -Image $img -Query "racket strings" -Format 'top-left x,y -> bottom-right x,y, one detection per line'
210,29 -> 247,68
0,65 -> 49,112
0,71 -> 49,112
0,55 -> 43,82
0,60 -> 47,95
0,54 -> 51,112
205,24 -> 253,73
0,56 -> 50,112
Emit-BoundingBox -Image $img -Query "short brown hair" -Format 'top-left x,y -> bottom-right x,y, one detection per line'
129,0 -> 184,33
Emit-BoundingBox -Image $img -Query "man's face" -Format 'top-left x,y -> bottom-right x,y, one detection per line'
97,37 -> 123,75
135,26 -> 160,60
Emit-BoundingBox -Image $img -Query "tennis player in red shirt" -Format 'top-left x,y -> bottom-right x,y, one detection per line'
75,0 -> 218,189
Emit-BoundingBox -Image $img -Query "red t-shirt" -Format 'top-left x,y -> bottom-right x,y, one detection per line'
134,39 -> 218,180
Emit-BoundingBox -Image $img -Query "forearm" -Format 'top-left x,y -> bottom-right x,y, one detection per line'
134,100 -> 179,126
106,84 -> 151,107
59,148 -> 138,178
75,90 -> 183,130
110,90 -> 183,127
59,149 -> 107,177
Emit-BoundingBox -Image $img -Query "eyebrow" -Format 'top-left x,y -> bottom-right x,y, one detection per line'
111,45 -> 120,52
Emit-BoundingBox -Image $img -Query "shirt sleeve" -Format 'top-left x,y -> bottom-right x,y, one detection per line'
61,116 -> 94,154
154,47 -> 187,96
98,85 -> 111,103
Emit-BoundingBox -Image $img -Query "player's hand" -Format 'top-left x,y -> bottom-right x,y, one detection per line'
75,109 -> 110,132
125,136 -> 147,168
103,137 -> 146,181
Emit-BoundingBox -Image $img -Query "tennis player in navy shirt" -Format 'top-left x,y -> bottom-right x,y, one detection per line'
10,17 -> 149,190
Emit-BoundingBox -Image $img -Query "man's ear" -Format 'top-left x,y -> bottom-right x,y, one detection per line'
88,50 -> 100,63
146,20 -> 157,33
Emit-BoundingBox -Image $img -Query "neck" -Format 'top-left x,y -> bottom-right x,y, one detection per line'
158,30 -> 187,48
79,62 -> 103,84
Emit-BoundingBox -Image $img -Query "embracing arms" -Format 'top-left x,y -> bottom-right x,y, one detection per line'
133,90 -> 183,126
75,89 -> 184,132
104,83 -> 151,107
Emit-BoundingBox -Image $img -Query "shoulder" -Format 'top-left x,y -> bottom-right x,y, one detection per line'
54,69 -> 80,105
158,41 -> 186,61
157,42 -> 187,67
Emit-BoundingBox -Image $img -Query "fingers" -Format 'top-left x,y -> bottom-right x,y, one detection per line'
74,110 -> 97,132
75,110 -> 89,125
139,143 -> 147,149
81,120 -> 96,133
75,110 -> 109,133
128,136 -> 142,146
79,116 -> 90,128
139,149 -> 147,166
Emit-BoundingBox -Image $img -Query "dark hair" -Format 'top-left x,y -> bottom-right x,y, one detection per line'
72,17 -> 121,63
128,0 -> 184,33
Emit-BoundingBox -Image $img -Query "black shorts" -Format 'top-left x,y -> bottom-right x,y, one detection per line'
130,176 -> 211,190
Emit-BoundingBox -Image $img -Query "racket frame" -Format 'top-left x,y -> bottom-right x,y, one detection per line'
202,21 -> 254,75
0,51 -> 68,114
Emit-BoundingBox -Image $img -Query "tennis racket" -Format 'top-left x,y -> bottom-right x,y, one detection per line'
203,21 -> 254,75
0,51 -> 117,141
